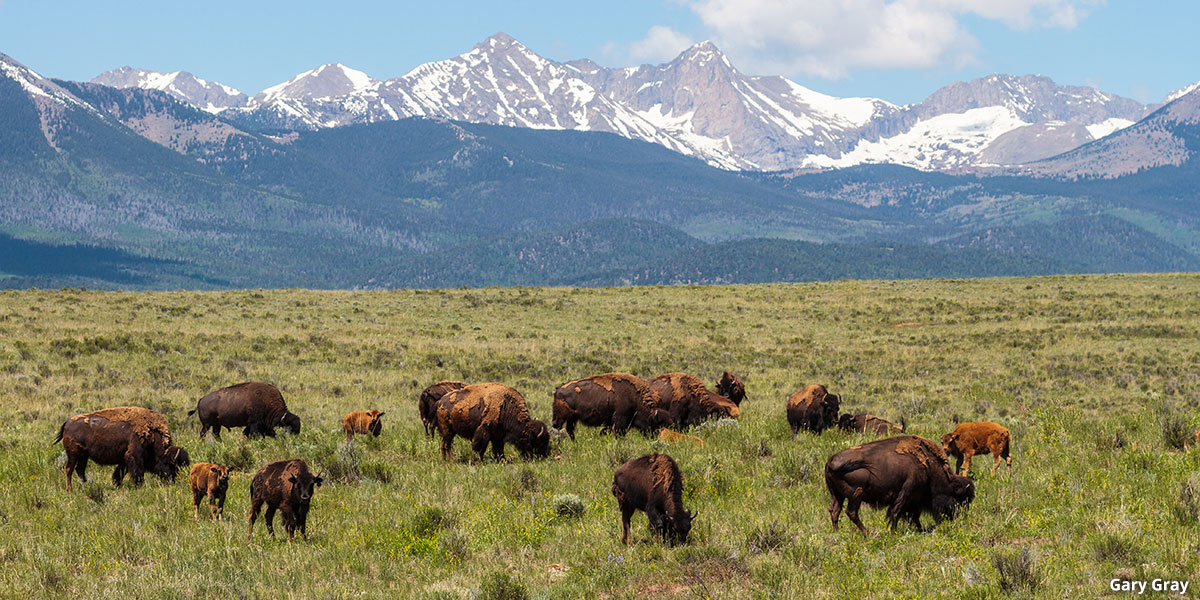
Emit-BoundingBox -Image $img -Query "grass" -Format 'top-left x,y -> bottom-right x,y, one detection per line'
0,274 -> 1198,598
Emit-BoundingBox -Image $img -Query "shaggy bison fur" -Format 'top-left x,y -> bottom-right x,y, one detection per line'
825,435 -> 975,533
612,453 -> 695,545
649,372 -> 740,427
190,462 -> 231,520
552,373 -> 670,440
714,371 -> 746,405
418,381 -> 467,437
435,383 -> 550,462
787,384 -> 840,434
942,421 -> 1012,476
189,382 -> 300,440
247,459 -> 323,542
54,406 -> 184,492
837,413 -> 906,435
342,409 -> 385,441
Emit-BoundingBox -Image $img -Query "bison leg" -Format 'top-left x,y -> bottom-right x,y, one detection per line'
281,506 -> 296,542
112,463 -> 126,488
960,451 -> 974,477
439,433 -> 455,462
215,494 -> 225,521
247,498 -> 264,540
828,496 -> 844,531
991,453 -> 1003,475
886,483 -> 919,531
211,424 -> 222,441
297,506 -> 309,541
264,505 -> 277,539
193,489 -> 204,519
620,506 -> 635,545
846,489 -> 868,534
646,508 -> 667,541
565,419 -> 577,441
199,422 -> 210,439
470,427 -> 491,463
612,414 -> 630,438
490,438 -> 506,463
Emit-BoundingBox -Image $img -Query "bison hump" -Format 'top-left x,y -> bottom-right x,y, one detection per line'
87,406 -> 171,446
894,436 -> 949,467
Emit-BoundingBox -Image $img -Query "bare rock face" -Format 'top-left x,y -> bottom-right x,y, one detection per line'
978,121 -> 1094,166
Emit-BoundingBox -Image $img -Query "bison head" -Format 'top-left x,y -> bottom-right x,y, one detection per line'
517,420 -> 551,459
940,433 -> 959,455
280,412 -> 302,435
836,413 -> 856,432
634,407 -> 673,435
932,474 -> 975,521
154,445 -> 191,481
367,410 -> 385,437
663,509 -> 696,545
715,371 -> 745,405
289,471 -> 324,503
210,464 -> 232,490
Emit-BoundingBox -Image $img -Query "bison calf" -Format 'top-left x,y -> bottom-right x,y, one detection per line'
247,459 -> 323,542
190,462 -> 231,520
941,421 -> 1012,476
342,410 -> 385,441
612,453 -> 696,545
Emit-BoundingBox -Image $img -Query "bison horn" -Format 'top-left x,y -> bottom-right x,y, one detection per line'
172,447 -> 181,462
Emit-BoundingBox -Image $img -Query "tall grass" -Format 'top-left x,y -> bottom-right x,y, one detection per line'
0,275 -> 1197,597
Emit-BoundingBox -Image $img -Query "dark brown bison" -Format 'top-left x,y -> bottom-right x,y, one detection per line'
715,371 -> 745,405
247,459 -> 323,542
188,382 -> 300,440
837,413 -> 906,435
434,383 -> 550,462
190,462 -> 231,520
786,384 -> 840,433
418,381 -> 467,437
342,409 -> 385,441
552,373 -> 670,440
54,407 -> 185,491
942,422 -> 1012,476
825,435 -> 975,533
612,453 -> 695,545
649,372 -> 740,427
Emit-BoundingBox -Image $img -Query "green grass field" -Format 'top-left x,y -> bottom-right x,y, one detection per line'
1,275 -> 1198,598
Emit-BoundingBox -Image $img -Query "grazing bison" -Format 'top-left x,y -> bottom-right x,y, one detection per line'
435,383 -> 550,462
612,453 -> 695,545
786,384 -> 840,434
188,382 -> 300,440
837,413 -> 906,435
247,459 -> 323,542
825,435 -> 975,533
190,462 -> 231,520
657,429 -> 705,447
715,371 -> 746,406
418,381 -> 468,437
649,372 -> 740,427
342,409 -> 385,441
552,373 -> 670,440
941,422 -> 1012,476
54,406 -> 183,491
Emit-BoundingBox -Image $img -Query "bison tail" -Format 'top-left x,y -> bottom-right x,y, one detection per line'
187,408 -> 197,417
52,422 -> 65,446
829,459 -> 870,475
899,416 -> 908,432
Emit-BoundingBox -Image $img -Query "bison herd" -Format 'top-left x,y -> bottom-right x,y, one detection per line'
52,371 -> 1012,545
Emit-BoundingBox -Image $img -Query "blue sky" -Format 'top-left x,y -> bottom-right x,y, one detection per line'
0,0 -> 1195,105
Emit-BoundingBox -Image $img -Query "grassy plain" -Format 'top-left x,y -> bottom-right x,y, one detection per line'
0,275 -> 1198,599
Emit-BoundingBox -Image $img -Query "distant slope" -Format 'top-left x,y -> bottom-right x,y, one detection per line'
578,239 -> 1073,286
939,215 -> 1200,273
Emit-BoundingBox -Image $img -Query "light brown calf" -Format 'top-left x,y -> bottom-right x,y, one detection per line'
941,422 -> 1012,476
189,462 -> 231,520
342,410 -> 385,441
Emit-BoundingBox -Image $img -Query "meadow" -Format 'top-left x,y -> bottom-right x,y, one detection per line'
0,274 -> 1198,599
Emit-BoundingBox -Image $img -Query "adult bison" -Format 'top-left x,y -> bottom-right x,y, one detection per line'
54,406 -> 187,491
552,373 -> 670,440
714,371 -> 746,406
942,422 -> 1012,476
247,459 -> 323,542
825,435 -> 975,533
188,382 -> 300,440
418,381 -> 467,437
649,372 -> 740,427
435,383 -> 550,462
612,453 -> 695,545
837,413 -> 906,435
786,384 -> 840,434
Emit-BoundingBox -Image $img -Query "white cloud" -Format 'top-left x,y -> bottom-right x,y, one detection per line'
661,0 -> 1102,78
605,26 -> 696,66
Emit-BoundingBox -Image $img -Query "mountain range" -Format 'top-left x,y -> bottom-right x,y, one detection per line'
1,35 -> 1199,289
87,33 -> 1195,174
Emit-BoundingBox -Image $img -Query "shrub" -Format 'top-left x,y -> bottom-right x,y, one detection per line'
83,483 -> 104,505
746,520 -> 791,555
993,547 -> 1040,594
1173,475 -> 1200,524
476,571 -> 528,600
320,442 -> 362,484
411,506 -> 456,537
552,494 -> 585,520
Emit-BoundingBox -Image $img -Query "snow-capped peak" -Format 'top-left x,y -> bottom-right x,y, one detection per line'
1164,81 -> 1200,104
92,66 -> 247,112
254,63 -> 378,104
